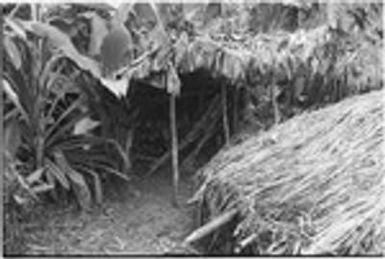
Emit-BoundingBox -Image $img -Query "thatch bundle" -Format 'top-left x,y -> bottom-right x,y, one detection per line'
190,89 -> 384,255
178,25 -> 331,81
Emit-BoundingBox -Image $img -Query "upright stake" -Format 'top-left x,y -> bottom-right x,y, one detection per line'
170,93 -> 179,207
270,73 -> 281,125
221,84 -> 230,146
232,85 -> 239,135
271,84 -> 281,125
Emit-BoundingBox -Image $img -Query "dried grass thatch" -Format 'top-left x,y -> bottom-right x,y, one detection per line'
191,89 -> 384,255
178,25 -> 381,95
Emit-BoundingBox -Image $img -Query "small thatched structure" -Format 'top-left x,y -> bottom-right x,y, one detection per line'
188,89 -> 384,255
7,0 -> 382,210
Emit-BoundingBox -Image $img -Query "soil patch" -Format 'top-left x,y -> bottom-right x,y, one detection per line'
10,171 -> 196,256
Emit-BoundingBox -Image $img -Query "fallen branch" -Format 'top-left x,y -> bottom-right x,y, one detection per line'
183,208 -> 238,245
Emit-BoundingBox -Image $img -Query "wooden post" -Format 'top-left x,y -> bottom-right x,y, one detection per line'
232,85 -> 239,135
271,74 -> 281,125
169,93 -> 179,207
271,84 -> 280,125
221,84 -> 230,146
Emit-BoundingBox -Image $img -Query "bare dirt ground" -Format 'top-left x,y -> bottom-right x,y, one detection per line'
13,171 -> 197,256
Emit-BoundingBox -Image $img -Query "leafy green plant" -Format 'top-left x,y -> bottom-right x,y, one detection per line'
3,5 -> 130,210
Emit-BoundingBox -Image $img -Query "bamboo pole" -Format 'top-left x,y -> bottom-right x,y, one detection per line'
221,84 -> 230,146
169,93 -> 179,207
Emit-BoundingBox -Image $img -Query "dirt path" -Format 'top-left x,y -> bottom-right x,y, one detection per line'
20,172 -> 197,256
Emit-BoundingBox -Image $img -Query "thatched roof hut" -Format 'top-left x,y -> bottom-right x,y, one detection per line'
67,2 -> 382,211
187,89 -> 384,255
7,0 -> 382,211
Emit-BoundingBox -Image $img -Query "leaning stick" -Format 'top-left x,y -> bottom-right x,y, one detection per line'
183,208 -> 238,245
170,93 -> 179,207
145,95 -> 220,177
182,114 -> 220,169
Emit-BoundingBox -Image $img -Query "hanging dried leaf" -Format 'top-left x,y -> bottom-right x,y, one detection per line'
191,40 -> 218,71
231,54 -> 246,83
211,49 -> 223,78
183,44 -> 197,72
220,51 -> 245,84
149,23 -> 171,51
174,31 -> 189,61
151,38 -> 173,71
167,64 -> 181,96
